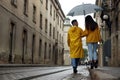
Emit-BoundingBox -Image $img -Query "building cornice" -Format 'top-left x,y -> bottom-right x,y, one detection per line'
51,0 -> 65,20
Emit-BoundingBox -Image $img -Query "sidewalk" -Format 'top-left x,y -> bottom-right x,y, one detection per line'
63,66 -> 120,80
89,67 -> 120,80
0,64 -> 71,80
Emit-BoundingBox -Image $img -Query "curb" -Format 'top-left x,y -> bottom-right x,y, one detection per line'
89,69 -> 119,80
0,64 -> 53,67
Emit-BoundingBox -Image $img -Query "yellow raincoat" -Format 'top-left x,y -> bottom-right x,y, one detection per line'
67,26 -> 84,58
82,27 -> 101,43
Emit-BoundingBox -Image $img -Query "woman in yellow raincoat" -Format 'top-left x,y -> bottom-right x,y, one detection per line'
82,15 -> 102,69
67,19 -> 84,73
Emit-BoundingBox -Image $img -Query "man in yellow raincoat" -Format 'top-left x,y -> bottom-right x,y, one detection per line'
67,19 -> 84,74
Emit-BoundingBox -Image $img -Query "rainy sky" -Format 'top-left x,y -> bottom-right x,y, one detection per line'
59,0 -> 96,15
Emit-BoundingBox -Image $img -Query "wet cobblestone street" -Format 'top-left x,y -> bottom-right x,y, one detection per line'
30,66 -> 91,80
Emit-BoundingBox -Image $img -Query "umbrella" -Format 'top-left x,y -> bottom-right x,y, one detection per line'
67,3 -> 103,16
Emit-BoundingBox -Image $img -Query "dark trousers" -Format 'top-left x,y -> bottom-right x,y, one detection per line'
71,58 -> 80,68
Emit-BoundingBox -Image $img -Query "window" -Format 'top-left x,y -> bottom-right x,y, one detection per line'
60,20 -> 61,28
53,27 -> 55,39
53,10 -> 55,20
11,0 -> 17,7
57,31 -> 59,40
52,45 -> 55,60
24,0 -> 28,16
22,30 -> 27,63
33,5 -> 36,23
45,19 -> 48,33
40,14 -> 42,29
32,34 -> 35,63
49,23 -> 52,36
58,16 -> 59,25
49,44 -> 51,59
44,42 -> 47,59
115,16 -> 118,31
46,0 -> 48,10
115,35 -> 118,54
56,14 -> 59,25
9,22 -> 16,63
50,4 -> 52,16
39,39 -> 42,57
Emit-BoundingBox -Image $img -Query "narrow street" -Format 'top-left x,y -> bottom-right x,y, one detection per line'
30,66 -> 91,80
0,66 -> 91,80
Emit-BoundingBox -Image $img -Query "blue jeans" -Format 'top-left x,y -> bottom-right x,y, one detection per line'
71,58 -> 79,68
87,43 -> 98,61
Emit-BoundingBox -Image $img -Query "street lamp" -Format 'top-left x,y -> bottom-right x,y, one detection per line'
103,15 -> 108,20
103,14 -> 111,36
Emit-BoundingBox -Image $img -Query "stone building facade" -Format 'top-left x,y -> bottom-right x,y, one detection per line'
110,0 -> 120,67
96,0 -> 120,67
0,0 -> 65,65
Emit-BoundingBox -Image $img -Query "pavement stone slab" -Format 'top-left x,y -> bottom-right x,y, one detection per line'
89,67 -> 120,80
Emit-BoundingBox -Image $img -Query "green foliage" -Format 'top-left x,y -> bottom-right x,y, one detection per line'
81,48 -> 88,61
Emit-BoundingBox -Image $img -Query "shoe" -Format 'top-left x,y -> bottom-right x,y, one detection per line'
73,67 -> 77,74
74,69 -> 77,74
90,62 -> 94,69
94,60 -> 98,68
91,65 -> 93,69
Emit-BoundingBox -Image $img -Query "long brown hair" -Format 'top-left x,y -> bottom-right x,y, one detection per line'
85,15 -> 98,31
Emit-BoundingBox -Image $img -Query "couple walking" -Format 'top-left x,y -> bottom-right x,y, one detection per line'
67,15 -> 102,74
